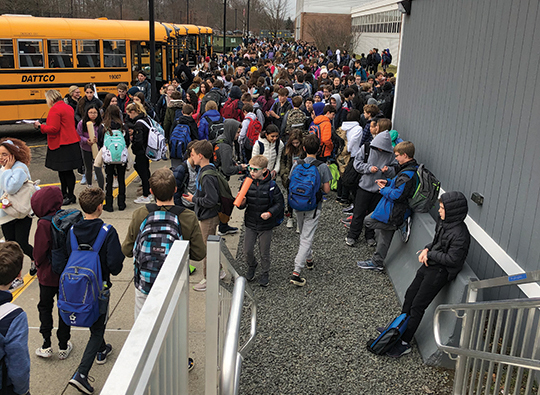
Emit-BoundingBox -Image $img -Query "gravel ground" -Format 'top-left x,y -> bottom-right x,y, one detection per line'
231,190 -> 454,395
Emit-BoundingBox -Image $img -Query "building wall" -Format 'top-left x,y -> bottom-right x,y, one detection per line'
353,33 -> 400,63
296,13 -> 351,44
393,0 -> 540,300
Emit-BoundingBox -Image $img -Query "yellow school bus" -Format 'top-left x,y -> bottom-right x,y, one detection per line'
0,15 -> 212,124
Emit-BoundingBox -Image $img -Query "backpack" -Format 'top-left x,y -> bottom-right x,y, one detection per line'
367,313 -> 410,355
133,204 -> 184,295
330,129 -> 345,160
200,166 -> 235,222
102,129 -> 128,164
170,123 -> 192,159
328,163 -> 339,191
308,120 -> 332,158
58,224 -> 109,327
288,159 -> 323,212
172,161 -> 190,197
138,118 -> 168,161
340,142 -> 370,188
257,140 -> 280,159
47,209 -> 84,275
245,117 -> 263,150
285,109 -> 307,134
221,98 -> 242,121
172,108 -> 183,129
204,115 -> 225,140
408,164 -> 441,213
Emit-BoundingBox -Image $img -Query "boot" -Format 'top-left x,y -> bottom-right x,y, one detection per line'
118,194 -> 126,211
103,196 -> 114,212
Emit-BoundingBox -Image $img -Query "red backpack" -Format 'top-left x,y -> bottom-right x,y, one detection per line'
244,118 -> 262,149
221,98 -> 243,121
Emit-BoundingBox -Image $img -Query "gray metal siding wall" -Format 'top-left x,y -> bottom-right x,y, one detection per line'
393,0 -> 540,299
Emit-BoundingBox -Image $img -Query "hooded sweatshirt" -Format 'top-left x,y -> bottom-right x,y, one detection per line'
425,191 -> 471,281
163,99 -> 184,139
30,186 -> 64,287
354,131 -> 397,193
341,121 -> 363,158
215,119 -> 243,177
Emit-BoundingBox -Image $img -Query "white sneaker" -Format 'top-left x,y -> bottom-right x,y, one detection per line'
193,278 -> 207,292
220,269 -> 227,280
296,223 -> 300,234
36,346 -> 53,358
286,217 -> 294,228
113,177 -> 119,188
58,341 -> 73,360
134,196 -> 151,204
80,175 -> 87,185
9,278 -> 24,291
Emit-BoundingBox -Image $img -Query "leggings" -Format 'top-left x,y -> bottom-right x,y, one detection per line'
1,216 -> 33,261
58,170 -> 76,199
82,149 -> 104,189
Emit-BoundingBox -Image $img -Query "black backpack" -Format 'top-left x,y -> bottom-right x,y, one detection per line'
367,313 -> 409,355
408,164 -> 441,213
44,209 -> 84,274
204,115 -> 225,141
340,142 -> 370,188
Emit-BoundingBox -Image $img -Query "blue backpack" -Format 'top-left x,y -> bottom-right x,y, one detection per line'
367,313 -> 410,355
58,224 -> 109,327
170,123 -> 192,159
288,159 -> 322,212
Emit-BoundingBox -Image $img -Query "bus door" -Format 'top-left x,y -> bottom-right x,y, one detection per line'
131,41 -> 163,87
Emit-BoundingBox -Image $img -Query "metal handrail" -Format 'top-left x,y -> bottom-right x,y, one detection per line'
220,277 -> 258,395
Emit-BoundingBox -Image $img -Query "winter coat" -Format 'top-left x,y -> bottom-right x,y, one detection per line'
193,163 -> 220,220
425,191 -> 471,281
341,121 -> 363,159
125,114 -> 150,157
311,114 -> 333,158
200,88 -> 225,116
354,131 -> 397,193
239,112 -> 257,147
30,186 -> 64,287
163,99 -> 184,140
40,101 -> 81,151
77,96 -> 103,120
198,109 -> 222,140
370,158 -> 418,226
0,291 -> 30,395
76,120 -> 104,152
155,94 -> 169,123
270,99 -> 292,134
64,94 -> 81,124
252,137 -> 284,173
280,148 -> 306,188
239,171 -> 284,231
214,119 -> 243,177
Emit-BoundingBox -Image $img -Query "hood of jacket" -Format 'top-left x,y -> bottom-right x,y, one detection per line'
313,102 -> 325,117
440,191 -> 468,227
340,121 -> 358,132
370,131 -> 394,153
31,186 -> 63,218
331,93 -> 342,110
220,118 -> 241,145
313,114 -> 330,125
230,86 -> 242,100
168,99 -> 184,109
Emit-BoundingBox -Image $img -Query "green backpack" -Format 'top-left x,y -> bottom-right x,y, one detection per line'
328,163 -> 340,191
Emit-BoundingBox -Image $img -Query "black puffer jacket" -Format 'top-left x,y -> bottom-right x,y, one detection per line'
240,171 -> 284,231
125,113 -> 149,156
425,191 -> 471,280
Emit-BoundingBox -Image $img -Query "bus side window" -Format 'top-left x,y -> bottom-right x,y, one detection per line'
18,40 -> 44,68
0,39 -> 14,69
104,40 -> 126,68
76,40 -> 100,68
48,39 -> 73,68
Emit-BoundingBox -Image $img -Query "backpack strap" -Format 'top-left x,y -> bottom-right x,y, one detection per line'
145,203 -> 185,218
91,224 -> 111,252
69,227 -> 79,251
136,119 -> 151,129
363,142 -> 371,163
0,303 -> 20,321
258,140 -> 264,154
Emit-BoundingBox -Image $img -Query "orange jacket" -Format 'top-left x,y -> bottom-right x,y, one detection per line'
311,115 -> 333,157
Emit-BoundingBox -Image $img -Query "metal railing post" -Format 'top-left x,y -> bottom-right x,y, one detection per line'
206,235 -> 222,395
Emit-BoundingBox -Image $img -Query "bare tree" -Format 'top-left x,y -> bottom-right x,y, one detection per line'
307,17 -> 353,53
262,0 -> 288,35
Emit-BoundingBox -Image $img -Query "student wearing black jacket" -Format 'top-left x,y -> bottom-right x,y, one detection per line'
385,191 -> 471,358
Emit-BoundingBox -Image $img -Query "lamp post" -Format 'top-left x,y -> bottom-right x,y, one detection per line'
149,0 -> 156,103
186,0 -> 189,24
223,0 -> 227,54
247,0 -> 250,35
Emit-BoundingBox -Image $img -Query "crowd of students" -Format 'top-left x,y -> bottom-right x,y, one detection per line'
0,38 -> 472,394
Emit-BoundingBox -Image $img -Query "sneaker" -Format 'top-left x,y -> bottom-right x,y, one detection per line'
259,272 -> 269,287
188,357 -> 194,372
69,372 -> 95,394
113,177 -> 119,188
134,195 -> 151,204
290,274 -> 306,287
296,223 -> 300,234
357,260 -> 384,272
343,221 -> 351,229
58,341 -> 73,360
366,238 -> 377,247
386,341 -> 412,358
286,217 -> 294,228
80,175 -> 87,185
345,237 -> 356,247
220,269 -> 227,280
305,259 -> 314,270
95,344 -> 113,365
400,216 -> 412,243
193,278 -> 207,292
35,346 -> 53,358
103,205 -> 114,213
9,278 -> 24,291
246,266 -> 256,281
218,225 -> 238,236
29,261 -> 37,276
341,216 -> 352,225
342,204 -> 354,213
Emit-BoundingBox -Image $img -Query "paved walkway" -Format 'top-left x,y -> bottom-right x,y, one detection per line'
10,162 -> 244,394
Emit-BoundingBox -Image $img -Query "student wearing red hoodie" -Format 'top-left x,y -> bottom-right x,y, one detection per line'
30,186 -> 72,360
310,104 -> 335,161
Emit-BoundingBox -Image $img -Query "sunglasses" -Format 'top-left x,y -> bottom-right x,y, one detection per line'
248,166 -> 263,172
